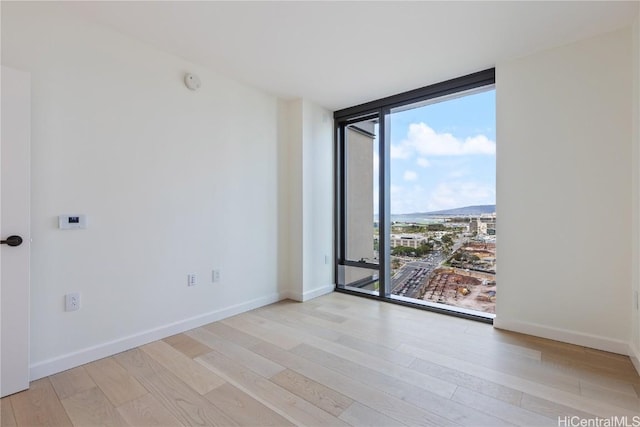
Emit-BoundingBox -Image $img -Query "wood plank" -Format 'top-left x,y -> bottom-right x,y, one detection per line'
281,298 -> 351,324
7,292 -> 640,427
404,355 -> 523,405
116,393 -> 183,427
187,327 -> 285,378
203,322 -> 263,348
316,299 -> 468,334
404,343 -> 640,418
84,357 -> 148,406
400,333 -> 579,393
480,313 -> 636,396
136,369 -> 239,426
318,296 -> 542,362
226,314 -> 306,347
196,350 -> 351,426
339,401 -> 407,427
486,329 -> 591,362
10,378 -> 72,427
282,301 -> 403,349
580,372 -> 638,396
541,352 -> 639,395
451,386 -> 556,426
519,393 -> 599,420
141,340 -> 225,395
269,301 -> 407,350
333,334 -> 416,367
300,335 -> 457,399
297,306 -> 349,324
163,333 -> 213,359
221,315 -> 302,350
579,381 -> 640,412
250,341 -> 458,427
290,342 -> 513,427
583,348 -> 637,373
204,382 -> 295,427
1,397 -> 17,427
380,318 -> 540,363
49,366 -> 96,400
542,351 -> 640,387
268,298 -> 348,319
253,306 -> 345,341
113,347 -> 166,379
270,369 -> 353,417
60,386 -> 126,426
264,295 -> 417,369
308,294 -> 409,319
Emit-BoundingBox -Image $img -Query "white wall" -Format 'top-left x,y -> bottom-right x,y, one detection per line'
632,11 -> 640,372
496,28 -> 633,354
280,99 -> 303,298
2,3 -> 286,379
281,99 -> 334,301
301,100 -> 334,299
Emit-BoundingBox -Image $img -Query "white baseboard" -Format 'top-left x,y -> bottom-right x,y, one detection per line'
629,344 -> 640,375
493,317 -> 630,355
287,284 -> 334,302
30,292 -> 285,381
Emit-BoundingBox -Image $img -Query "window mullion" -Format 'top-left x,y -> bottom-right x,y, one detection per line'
378,108 -> 391,298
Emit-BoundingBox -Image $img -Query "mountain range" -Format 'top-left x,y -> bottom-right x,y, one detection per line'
405,204 -> 496,216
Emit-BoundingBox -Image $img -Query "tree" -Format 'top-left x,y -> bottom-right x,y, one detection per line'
415,242 -> 433,257
427,223 -> 447,231
391,246 -> 414,256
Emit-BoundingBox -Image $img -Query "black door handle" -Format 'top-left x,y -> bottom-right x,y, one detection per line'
1,235 -> 23,247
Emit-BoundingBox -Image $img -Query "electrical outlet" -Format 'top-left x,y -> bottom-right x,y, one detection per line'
65,293 -> 80,311
212,270 -> 221,283
187,274 -> 197,287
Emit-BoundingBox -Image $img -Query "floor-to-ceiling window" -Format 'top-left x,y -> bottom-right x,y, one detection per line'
335,69 -> 496,321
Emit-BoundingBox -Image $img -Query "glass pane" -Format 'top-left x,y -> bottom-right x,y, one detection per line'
388,88 -> 496,317
338,265 -> 379,296
345,118 -> 379,265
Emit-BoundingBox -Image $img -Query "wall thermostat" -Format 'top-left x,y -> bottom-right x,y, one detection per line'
59,215 -> 87,230
184,73 -> 201,91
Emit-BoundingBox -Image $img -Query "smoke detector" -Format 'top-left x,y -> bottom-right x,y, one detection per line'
184,73 -> 201,91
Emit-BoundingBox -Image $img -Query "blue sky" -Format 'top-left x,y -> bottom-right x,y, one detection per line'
374,88 -> 496,214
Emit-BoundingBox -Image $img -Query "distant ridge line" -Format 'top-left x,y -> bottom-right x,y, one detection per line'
405,204 -> 496,216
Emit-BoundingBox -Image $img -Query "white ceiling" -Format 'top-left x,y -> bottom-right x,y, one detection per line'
67,1 -> 638,111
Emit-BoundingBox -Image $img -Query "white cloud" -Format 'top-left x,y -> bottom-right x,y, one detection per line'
390,184 -> 403,195
389,185 -> 423,214
416,157 -> 430,168
390,180 -> 495,214
390,123 -> 495,161
403,170 -> 418,181
448,169 -> 468,179
390,143 -> 411,159
386,124 -> 496,214
426,181 -> 495,212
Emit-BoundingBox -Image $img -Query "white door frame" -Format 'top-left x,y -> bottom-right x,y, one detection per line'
1,65 -> 31,397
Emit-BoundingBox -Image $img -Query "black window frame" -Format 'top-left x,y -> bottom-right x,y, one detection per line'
334,68 -> 496,323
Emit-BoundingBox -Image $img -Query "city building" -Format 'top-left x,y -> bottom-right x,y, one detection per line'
470,218 -> 488,236
390,234 -> 426,249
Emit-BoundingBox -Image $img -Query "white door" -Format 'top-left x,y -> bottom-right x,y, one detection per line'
1,66 -> 31,397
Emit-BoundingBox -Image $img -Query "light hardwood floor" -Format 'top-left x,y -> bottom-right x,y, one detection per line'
2,292 -> 639,426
